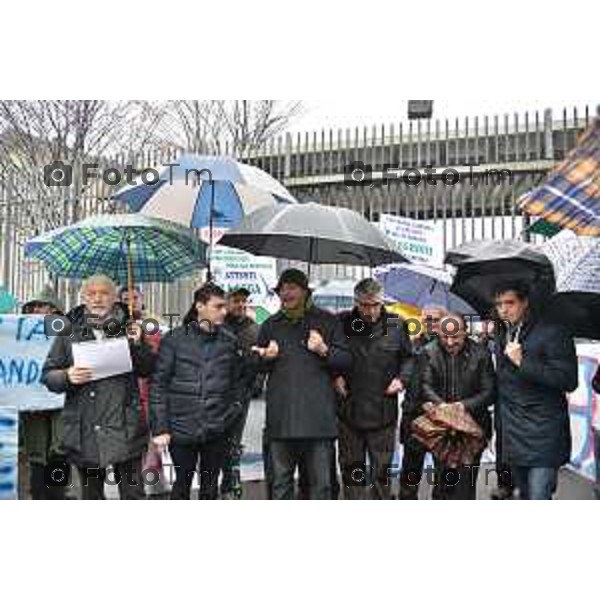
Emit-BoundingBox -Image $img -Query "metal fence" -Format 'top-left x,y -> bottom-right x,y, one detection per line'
0,104 -> 597,317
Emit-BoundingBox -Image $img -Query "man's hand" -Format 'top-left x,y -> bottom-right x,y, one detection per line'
307,329 -> 328,357
423,402 -> 435,414
505,341 -> 523,367
251,340 -> 280,359
66,366 -> 93,385
126,321 -> 143,343
334,376 -> 348,398
152,433 -> 171,450
385,377 -> 404,396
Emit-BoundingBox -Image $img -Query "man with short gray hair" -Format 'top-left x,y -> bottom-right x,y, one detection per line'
42,275 -> 155,499
336,278 -> 413,499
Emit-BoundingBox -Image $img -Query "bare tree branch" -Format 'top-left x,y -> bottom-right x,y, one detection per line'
157,100 -> 302,156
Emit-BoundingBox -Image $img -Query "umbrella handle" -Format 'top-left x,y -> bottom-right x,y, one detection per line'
207,178 -> 215,282
307,237 -> 315,281
126,234 -> 134,318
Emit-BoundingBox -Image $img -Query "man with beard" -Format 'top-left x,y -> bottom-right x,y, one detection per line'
42,275 -> 155,499
253,269 -> 352,500
421,314 -> 495,500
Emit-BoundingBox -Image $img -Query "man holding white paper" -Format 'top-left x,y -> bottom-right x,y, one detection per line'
42,275 -> 156,500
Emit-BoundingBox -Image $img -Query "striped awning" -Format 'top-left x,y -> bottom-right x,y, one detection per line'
519,118 -> 600,236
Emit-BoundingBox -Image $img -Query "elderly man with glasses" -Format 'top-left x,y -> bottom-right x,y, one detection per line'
336,279 -> 413,499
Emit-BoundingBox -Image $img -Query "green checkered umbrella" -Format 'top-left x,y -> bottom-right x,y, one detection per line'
25,214 -> 207,288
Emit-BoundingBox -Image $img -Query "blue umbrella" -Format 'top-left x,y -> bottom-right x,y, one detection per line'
375,264 -> 477,314
113,154 -> 296,227
112,154 -> 296,279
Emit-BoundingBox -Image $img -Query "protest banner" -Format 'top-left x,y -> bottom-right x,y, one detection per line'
0,315 -> 64,412
0,407 -> 18,499
379,214 -> 445,267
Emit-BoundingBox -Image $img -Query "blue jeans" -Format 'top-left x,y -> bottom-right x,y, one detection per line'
593,429 -> 600,500
512,466 -> 558,500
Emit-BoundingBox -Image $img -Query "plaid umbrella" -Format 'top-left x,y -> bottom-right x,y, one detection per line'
519,118 -> 600,236
25,214 -> 207,288
528,218 -> 562,238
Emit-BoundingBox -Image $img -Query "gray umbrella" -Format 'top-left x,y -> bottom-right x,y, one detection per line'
218,202 -> 408,269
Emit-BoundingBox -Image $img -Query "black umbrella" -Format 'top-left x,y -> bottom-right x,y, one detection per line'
541,292 -> 600,340
445,239 -> 556,317
219,202 -> 408,273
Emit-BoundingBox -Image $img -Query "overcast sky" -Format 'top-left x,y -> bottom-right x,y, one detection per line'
290,99 -> 599,132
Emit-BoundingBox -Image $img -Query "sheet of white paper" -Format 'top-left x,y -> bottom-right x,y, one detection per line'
72,338 -> 133,382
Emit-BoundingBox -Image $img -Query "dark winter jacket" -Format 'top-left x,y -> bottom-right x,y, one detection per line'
149,321 -> 248,444
399,334 -> 437,443
41,304 -> 155,468
494,316 -> 578,467
337,309 -> 413,431
592,365 -> 600,394
224,313 -> 264,399
257,305 -> 352,440
421,337 -> 496,439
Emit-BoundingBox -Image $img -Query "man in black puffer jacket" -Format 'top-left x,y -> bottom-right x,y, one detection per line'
150,283 -> 248,500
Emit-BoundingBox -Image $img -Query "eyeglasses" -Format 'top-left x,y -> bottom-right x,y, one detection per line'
356,301 -> 382,309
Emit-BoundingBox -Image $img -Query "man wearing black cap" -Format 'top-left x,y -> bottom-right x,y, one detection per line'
252,268 -> 352,500
220,287 -> 262,499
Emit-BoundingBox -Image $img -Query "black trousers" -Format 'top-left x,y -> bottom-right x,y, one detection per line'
270,439 -> 335,500
338,421 -> 396,500
398,435 -> 428,500
495,421 -> 515,492
221,401 -> 251,497
263,430 -> 339,499
29,458 -> 66,500
77,457 -> 145,500
169,437 -> 227,500
432,454 -> 482,500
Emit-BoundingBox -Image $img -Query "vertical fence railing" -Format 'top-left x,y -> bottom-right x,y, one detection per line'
0,104 -> 596,310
